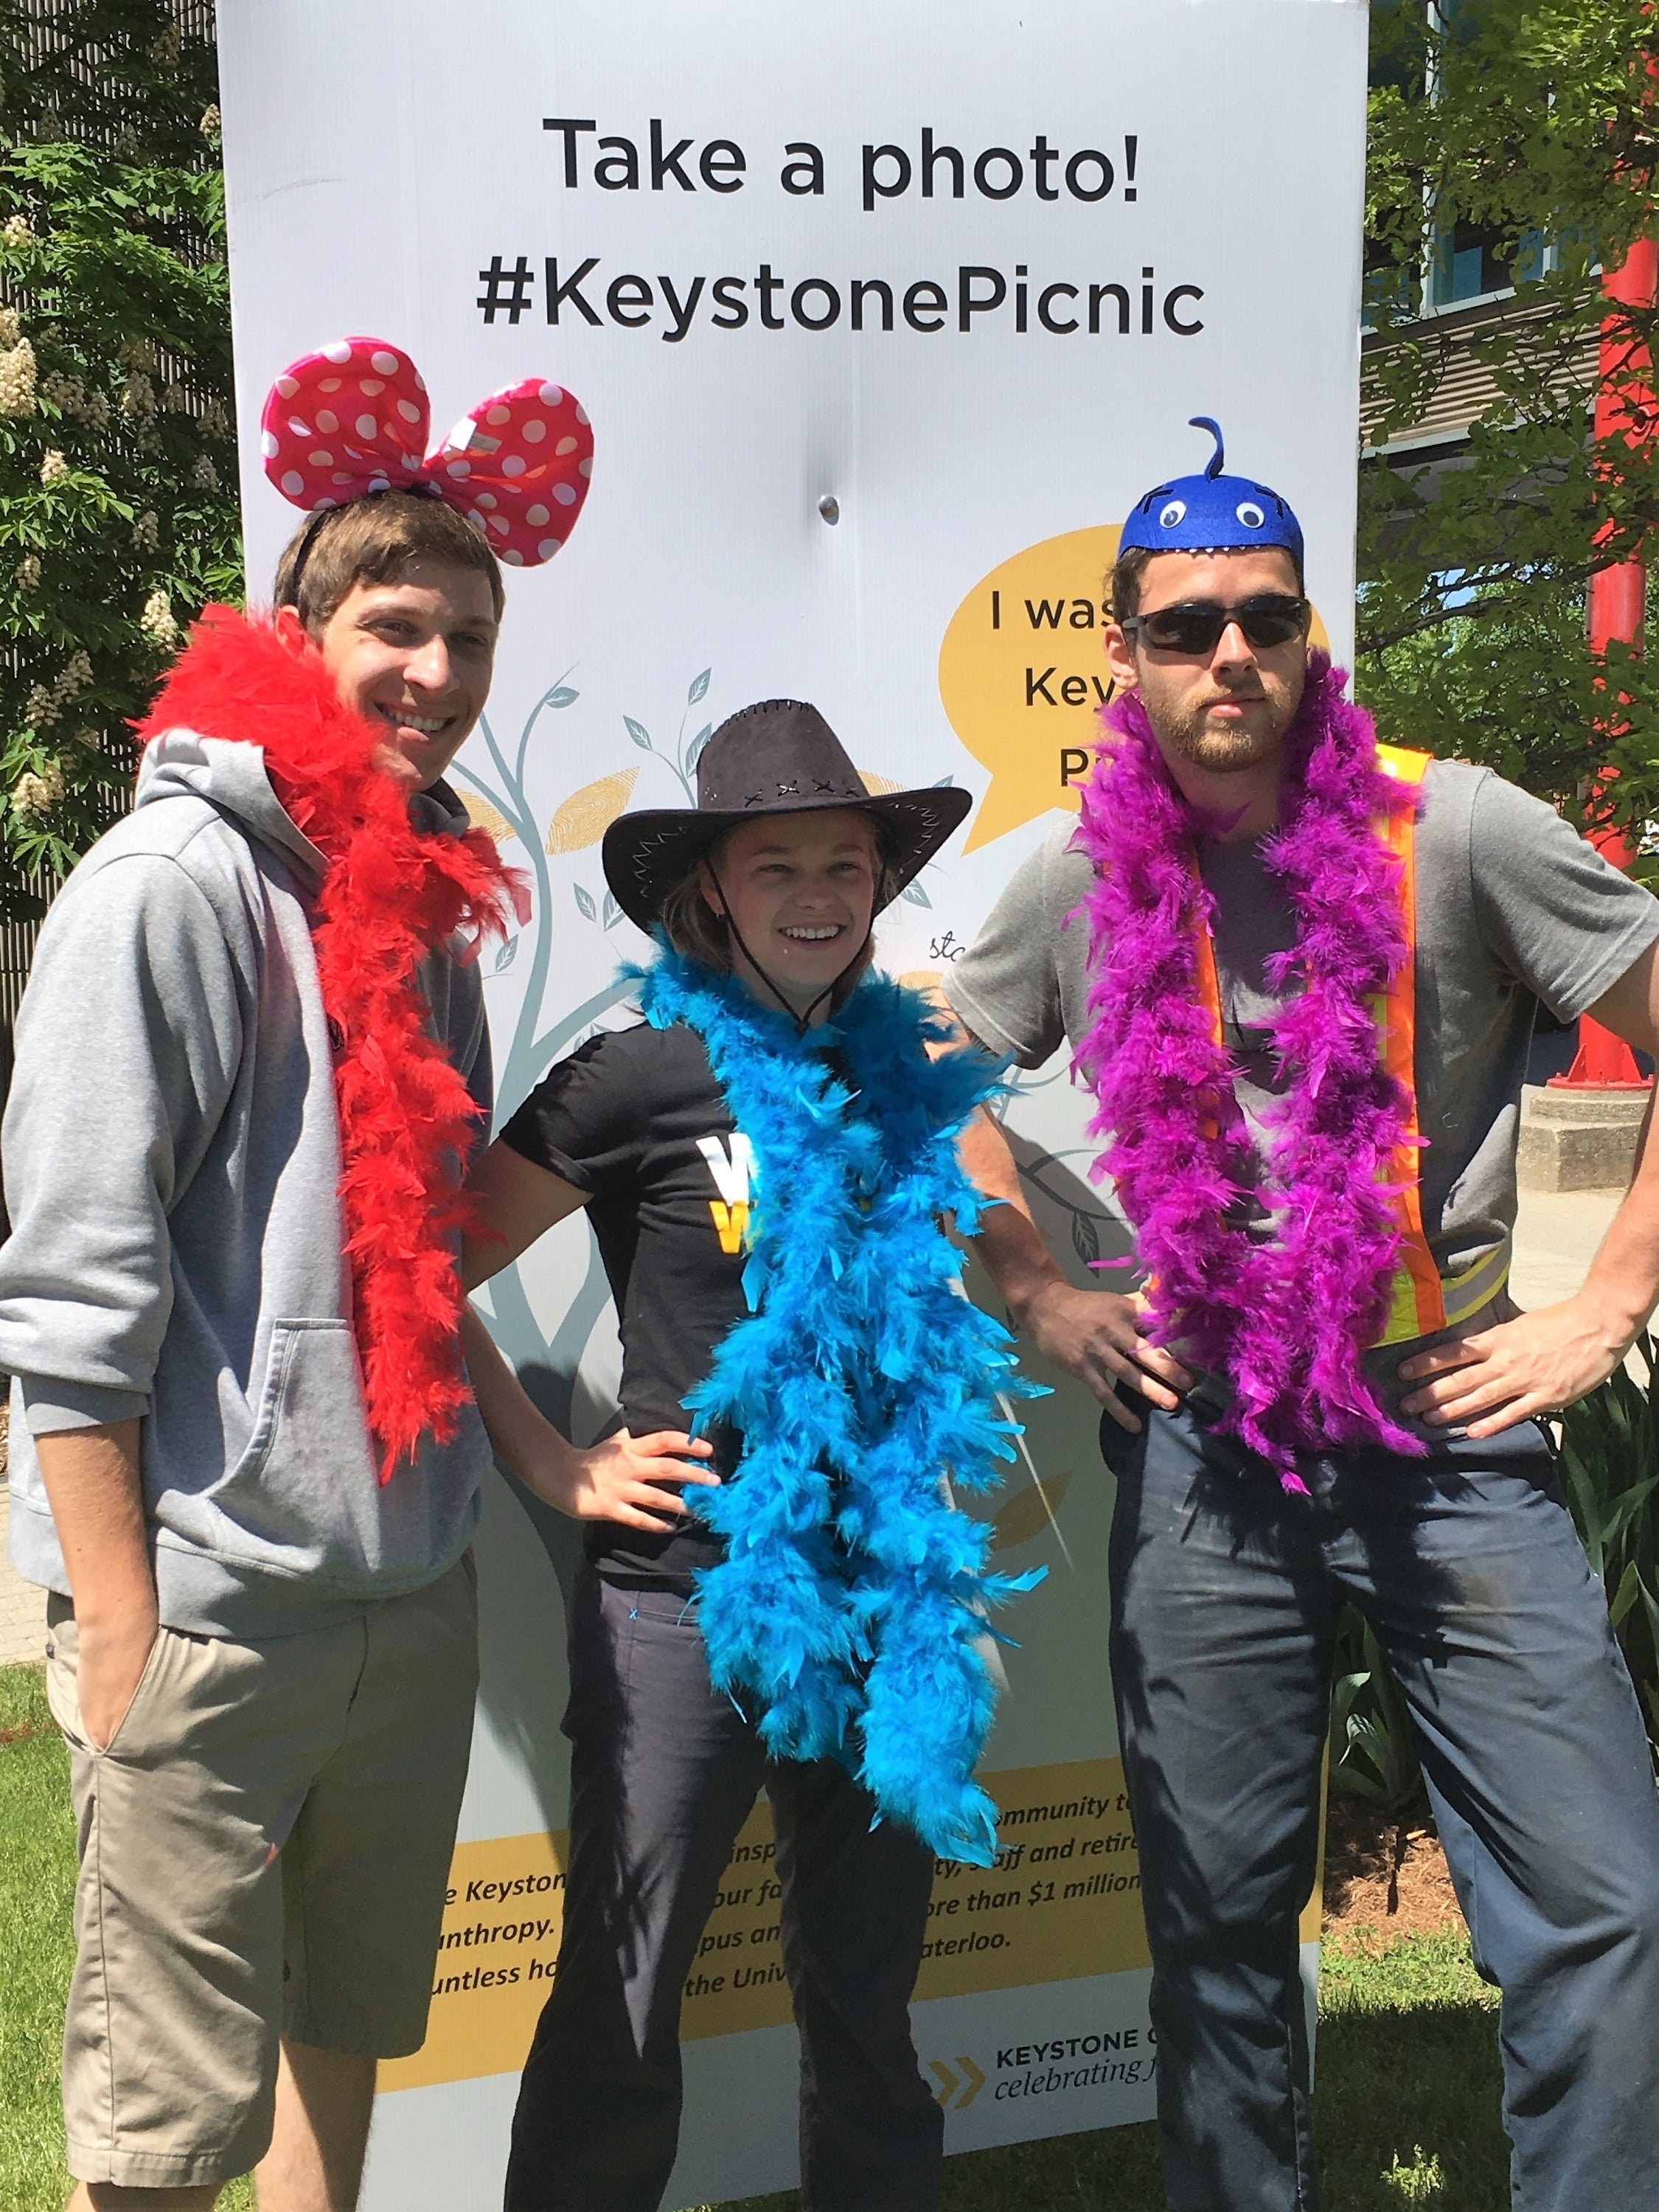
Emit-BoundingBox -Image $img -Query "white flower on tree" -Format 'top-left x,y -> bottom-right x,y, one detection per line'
41,369 -> 110,428
11,764 -> 66,820
27,650 -> 94,728
0,338 -> 37,417
139,590 -> 178,647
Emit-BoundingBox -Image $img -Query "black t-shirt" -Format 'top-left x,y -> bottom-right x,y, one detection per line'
499,1020 -> 750,1588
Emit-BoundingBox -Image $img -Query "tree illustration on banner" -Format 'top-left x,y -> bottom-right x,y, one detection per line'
448,666 -> 724,1601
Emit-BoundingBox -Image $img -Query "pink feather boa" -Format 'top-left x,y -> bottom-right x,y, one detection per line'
1074,652 -> 1428,1489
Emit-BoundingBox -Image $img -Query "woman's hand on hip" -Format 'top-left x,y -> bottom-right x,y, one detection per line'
525,1427 -> 720,1532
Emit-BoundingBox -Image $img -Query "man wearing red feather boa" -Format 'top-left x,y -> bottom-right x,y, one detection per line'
0,434 -> 553,2202
947,420 -> 1659,2210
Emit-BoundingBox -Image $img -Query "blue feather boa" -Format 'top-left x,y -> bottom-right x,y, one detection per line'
634,947 -> 1044,1868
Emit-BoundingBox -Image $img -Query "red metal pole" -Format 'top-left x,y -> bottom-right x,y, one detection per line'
1548,233 -> 1657,1091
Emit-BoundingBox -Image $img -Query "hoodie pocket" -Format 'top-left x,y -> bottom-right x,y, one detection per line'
206,1319 -> 384,1576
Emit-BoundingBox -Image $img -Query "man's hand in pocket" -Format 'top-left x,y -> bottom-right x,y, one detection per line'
76,1599 -> 159,1750
34,1416 -> 156,1750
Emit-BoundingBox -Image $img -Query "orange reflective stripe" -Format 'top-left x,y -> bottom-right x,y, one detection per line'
1373,744 -> 1444,1344
1183,745 -> 1444,1346
1191,888 -> 1225,1138
1192,910 -> 1223,1045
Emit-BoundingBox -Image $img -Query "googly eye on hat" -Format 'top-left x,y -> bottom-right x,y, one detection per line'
1119,417 -> 1304,573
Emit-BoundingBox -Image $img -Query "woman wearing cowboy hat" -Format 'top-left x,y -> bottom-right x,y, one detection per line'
459,699 -> 1040,2211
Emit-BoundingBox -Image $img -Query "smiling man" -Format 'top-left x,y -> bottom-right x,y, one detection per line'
0,489 -> 523,2212
945,423 -> 1659,2211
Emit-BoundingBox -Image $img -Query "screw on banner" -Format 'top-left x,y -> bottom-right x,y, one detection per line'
818,494 -> 840,524
928,2055 -> 987,2109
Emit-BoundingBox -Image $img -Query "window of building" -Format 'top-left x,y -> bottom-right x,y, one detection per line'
1430,220 -> 1549,310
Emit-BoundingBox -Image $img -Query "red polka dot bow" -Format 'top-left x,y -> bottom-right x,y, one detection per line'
260,336 -> 593,568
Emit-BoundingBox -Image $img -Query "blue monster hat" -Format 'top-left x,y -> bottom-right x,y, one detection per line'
1119,417 -> 1304,574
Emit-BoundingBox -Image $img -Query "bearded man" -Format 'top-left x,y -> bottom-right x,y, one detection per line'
946,420 -> 1659,2210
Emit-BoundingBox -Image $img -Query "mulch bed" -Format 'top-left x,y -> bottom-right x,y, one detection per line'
1322,1793 -> 1467,1953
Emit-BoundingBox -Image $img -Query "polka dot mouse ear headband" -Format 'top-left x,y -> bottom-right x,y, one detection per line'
260,336 -> 593,569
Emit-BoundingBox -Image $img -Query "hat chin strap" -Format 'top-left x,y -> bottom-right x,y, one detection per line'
705,866 -> 872,1035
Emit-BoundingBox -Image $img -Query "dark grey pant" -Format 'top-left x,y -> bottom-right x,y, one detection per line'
504,1568 -> 942,2211
1102,1394 -> 1659,2212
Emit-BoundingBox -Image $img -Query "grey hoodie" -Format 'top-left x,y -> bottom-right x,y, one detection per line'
0,734 -> 493,1637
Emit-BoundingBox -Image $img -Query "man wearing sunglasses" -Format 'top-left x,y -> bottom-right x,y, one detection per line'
945,419 -> 1659,2211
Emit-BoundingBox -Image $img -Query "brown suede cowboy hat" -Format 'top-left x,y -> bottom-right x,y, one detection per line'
601,698 -> 970,930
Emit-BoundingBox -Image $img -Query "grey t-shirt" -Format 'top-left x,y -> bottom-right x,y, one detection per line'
947,762 -> 1659,1417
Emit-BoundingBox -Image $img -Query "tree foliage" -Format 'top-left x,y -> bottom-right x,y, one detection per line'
1356,0 -> 1659,863
0,2 -> 237,919
2,6 -> 1657,900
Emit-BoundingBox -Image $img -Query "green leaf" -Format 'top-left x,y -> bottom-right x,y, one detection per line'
1610,1560 -> 1642,1629
1600,1475 -> 1659,1562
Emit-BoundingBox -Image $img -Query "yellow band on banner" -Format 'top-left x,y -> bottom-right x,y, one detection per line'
380,1756 -> 1324,2094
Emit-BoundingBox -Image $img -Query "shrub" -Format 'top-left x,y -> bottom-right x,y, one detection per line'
0,4 -> 239,920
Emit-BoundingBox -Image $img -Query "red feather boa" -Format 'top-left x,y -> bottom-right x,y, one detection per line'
138,606 -> 522,1481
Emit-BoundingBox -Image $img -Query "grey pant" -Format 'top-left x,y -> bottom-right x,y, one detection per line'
504,1568 -> 942,2211
1102,1397 -> 1659,2211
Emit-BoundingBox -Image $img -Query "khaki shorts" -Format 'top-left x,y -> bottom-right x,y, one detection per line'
44,1554 -> 478,2190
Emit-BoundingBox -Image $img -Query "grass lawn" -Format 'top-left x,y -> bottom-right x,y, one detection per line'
2,1660 -> 1506,2211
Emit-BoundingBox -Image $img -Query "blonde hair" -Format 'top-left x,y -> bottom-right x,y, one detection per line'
655,816 -> 900,1004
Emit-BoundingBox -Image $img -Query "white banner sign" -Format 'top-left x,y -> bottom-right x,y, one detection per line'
218,4 -> 1365,2201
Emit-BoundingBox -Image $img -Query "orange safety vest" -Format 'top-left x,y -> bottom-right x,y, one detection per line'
1189,743 -> 1509,1348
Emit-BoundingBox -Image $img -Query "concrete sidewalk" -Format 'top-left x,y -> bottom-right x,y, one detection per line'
1510,1186 -> 1624,1313
0,1479 -> 47,1668
0,1185 -> 1640,1670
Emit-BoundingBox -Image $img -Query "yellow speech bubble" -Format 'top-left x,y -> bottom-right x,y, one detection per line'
939,525 -> 1123,853
939,527 -> 1328,852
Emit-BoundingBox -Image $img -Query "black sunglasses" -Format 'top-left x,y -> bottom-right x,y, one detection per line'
1121,595 -> 1311,655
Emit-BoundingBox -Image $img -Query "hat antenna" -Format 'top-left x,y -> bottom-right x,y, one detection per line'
1189,415 -> 1225,479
